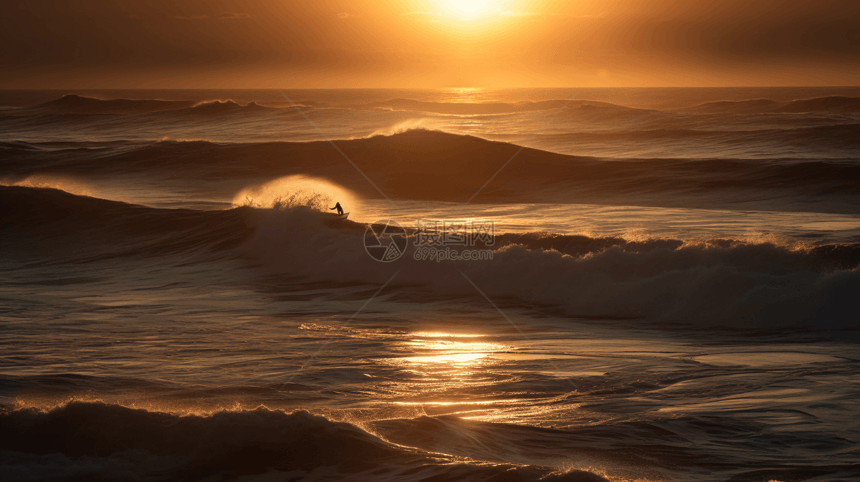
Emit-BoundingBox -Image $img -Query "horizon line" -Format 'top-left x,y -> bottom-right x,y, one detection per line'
3,85 -> 860,91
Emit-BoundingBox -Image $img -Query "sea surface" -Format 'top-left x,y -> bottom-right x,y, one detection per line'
1,88 -> 859,481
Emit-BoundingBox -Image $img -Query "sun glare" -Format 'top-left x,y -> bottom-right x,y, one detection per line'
416,0 -> 525,31
448,0 -> 489,14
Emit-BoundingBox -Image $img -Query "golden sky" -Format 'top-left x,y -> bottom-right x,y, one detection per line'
2,0 -> 859,88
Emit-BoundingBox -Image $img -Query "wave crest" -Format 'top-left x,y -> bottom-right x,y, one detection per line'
231,175 -> 362,214
189,99 -> 270,114
0,175 -> 93,197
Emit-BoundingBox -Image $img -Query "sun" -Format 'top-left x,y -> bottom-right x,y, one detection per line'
448,0 -> 490,13
420,0 -> 508,26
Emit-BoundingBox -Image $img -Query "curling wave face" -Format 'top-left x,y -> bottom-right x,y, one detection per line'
1,402 -> 611,482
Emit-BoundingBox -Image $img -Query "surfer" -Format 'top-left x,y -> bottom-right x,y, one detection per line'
330,202 -> 344,215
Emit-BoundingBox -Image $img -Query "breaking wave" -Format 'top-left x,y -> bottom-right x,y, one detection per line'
231,175 -> 363,215
3,186 -> 857,330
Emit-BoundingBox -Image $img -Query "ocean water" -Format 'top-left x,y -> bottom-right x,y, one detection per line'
1,88 -> 859,481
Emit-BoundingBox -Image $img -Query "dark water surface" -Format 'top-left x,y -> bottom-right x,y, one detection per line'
2,88 -> 859,481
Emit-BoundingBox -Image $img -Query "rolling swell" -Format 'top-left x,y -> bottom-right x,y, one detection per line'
3,130 -> 859,212
0,402 -> 607,482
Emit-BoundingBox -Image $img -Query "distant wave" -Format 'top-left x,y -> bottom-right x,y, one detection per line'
3,186 -> 858,330
358,98 -> 652,116
30,94 -> 274,116
690,98 -> 782,114
0,401 -> 606,481
23,94 -> 860,121
776,96 -> 860,113
29,94 -> 655,117
0,140 -> 40,151
540,123 -> 860,148
34,94 -> 195,114
185,99 -> 272,114
691,96 -> 860,114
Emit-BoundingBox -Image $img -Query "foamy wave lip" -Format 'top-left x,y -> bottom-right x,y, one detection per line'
0,175 -> 93,197
367,120 -> 446,138
232,175 -> 364,216
188,99 -> 271,113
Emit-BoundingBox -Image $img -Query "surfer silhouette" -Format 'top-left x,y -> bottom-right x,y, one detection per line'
330,202 -> 344,215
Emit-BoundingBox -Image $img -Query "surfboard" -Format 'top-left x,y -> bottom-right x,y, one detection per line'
334,212 -> 349,220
